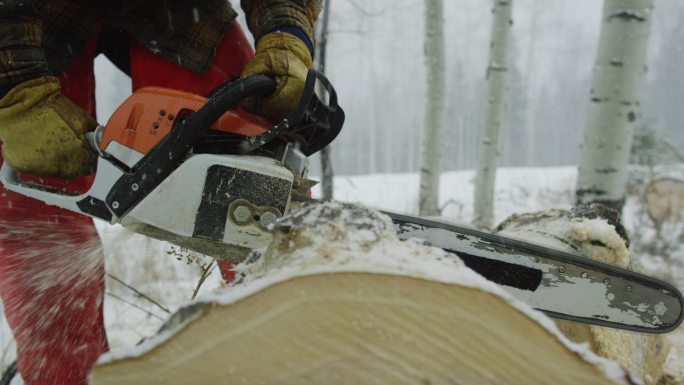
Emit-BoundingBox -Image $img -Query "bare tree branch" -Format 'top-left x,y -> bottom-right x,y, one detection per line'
107,273 -> 171,314
191,261 -> 217,300
662,141 -> 684,162
105,292 -> 166,321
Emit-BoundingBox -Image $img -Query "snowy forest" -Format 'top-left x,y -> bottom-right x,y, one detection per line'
94,0 -> 684,176
1,0 -> 684,384
317,0 -> 683,175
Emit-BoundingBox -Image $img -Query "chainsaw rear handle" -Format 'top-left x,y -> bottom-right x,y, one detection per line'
0,156 -> 123,222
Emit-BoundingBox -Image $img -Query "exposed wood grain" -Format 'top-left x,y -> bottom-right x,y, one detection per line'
91,273 -> 626,385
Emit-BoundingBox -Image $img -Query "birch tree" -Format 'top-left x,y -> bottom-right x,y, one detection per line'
473,0 -> 513,229
418,0 -> 445,216
315,0 -> 334,200
576,0 -> 654,212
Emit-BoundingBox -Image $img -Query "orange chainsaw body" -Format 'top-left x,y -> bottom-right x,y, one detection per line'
99,87 -> 272,155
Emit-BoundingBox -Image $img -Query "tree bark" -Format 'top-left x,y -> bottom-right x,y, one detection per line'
473,0 -> 513,229
418,0 -> 446,216
316,0 -> 334,200
576,0 -> 654,212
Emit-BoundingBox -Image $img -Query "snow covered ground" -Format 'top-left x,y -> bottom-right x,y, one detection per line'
0,165 -> 682,383
315,166 -> 578,226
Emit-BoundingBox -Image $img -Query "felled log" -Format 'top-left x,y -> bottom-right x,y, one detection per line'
496,204 -> 670,385
91,203 -> 633,385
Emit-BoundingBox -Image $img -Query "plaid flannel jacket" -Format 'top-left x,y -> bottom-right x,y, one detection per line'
0,0 -> 321,87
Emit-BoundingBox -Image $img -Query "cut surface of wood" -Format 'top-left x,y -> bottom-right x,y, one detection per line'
91,273 -> 627,385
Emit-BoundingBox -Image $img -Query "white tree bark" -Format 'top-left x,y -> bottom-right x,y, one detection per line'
576,0 -> 654,212
418,0 -> 446,216
473,0 -> 513,229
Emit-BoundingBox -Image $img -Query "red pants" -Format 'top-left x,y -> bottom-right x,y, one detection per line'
0,23 -> 253,385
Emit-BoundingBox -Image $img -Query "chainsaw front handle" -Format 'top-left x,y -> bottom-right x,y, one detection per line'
237,70 -> 345,156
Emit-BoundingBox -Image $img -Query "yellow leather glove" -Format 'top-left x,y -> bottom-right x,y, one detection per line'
0,77 -> 97,179
241,32 -> 313,122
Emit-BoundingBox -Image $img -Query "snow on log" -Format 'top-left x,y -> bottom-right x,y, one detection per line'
91,203 -> 633,385
496,204 -> 669,385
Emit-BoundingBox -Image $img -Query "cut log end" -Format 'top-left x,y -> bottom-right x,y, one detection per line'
91,273 -> 628,385
91,202 -> 633,385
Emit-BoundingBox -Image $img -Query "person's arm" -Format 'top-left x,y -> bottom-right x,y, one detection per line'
0,1 -> 51,93
241,0 -> 321,54
0,2 -> 96,178
239,0 -> 322,122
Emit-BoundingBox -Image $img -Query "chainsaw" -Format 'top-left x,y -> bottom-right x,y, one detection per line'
1,70 -> 681,334
1,70 -> 343,261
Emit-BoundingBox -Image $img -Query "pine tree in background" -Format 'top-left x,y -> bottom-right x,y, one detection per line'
631,124 -> 684,167
419,0 -> 446,216
473,0 -> 513,229
576,0 -> 654,212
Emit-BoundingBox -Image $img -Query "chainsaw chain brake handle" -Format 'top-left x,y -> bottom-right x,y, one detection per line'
106,69 -> 343,218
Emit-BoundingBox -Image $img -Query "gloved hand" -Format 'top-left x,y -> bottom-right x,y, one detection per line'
241,32 -> 313,122
0,76 -> 97,179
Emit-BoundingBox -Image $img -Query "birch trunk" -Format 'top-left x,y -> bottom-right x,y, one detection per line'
473,0 -> 513,229
316,0 -> 334,200
576,0 -> 654,212
418,0 -> 445,216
